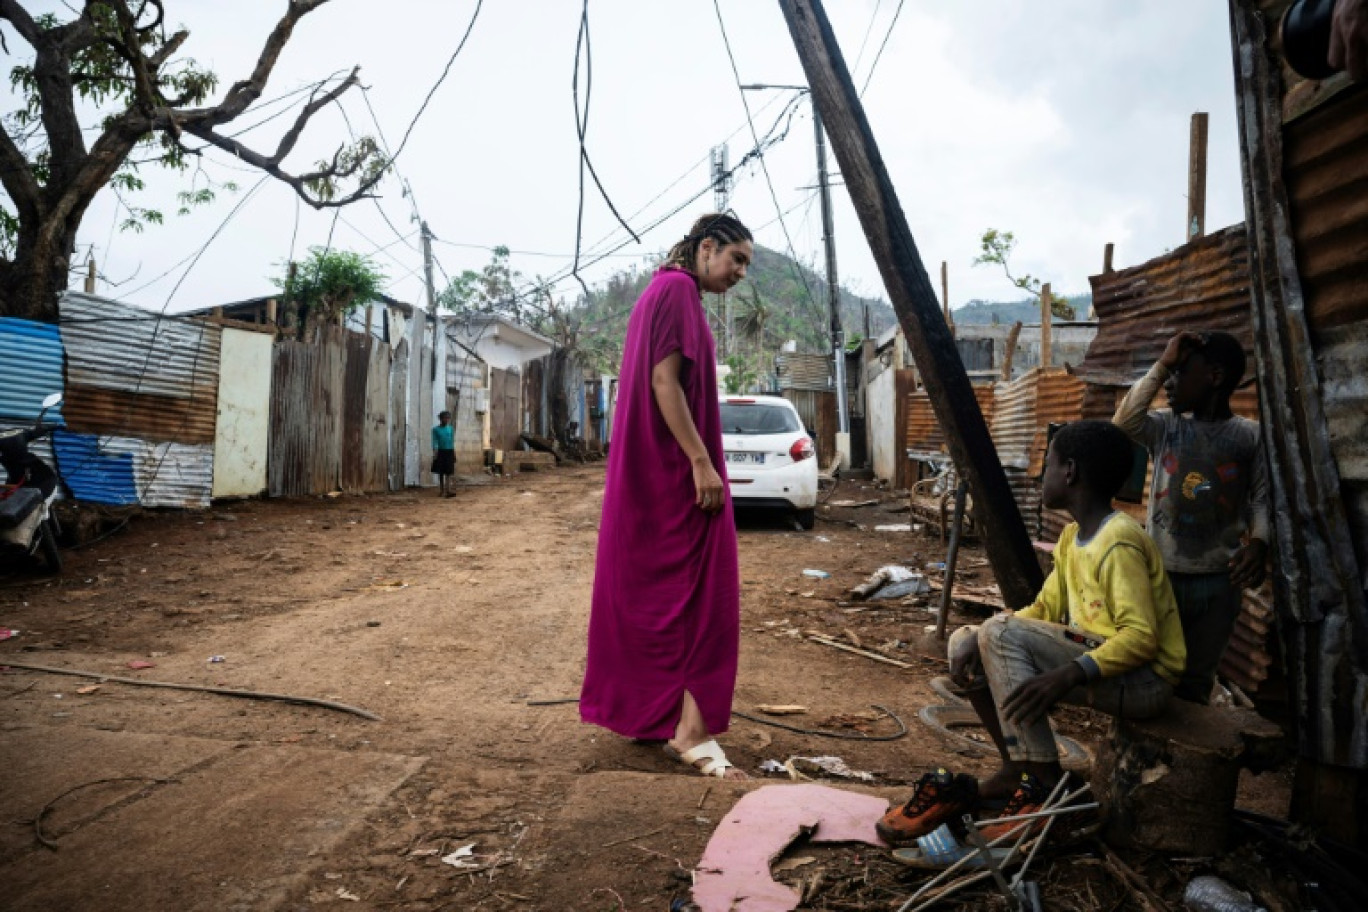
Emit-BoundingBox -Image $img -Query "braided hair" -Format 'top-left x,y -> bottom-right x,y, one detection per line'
664,212 -> 753,275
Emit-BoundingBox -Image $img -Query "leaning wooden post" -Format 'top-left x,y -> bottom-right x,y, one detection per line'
940,260 -> 953,332
778,0 -> 1043,607
1188,112 -> 1209,241
1040,282 -> 1052,369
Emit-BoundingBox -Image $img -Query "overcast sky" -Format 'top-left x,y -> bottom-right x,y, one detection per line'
7,0 -> 1245,316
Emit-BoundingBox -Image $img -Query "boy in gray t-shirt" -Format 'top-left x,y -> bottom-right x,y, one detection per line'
1113,331 -> 1269,703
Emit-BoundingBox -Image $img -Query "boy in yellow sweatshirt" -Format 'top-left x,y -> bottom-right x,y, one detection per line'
878,421 -> 1185,845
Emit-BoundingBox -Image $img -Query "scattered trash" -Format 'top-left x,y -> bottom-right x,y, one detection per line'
874,524 -> 913,533
926,561 -> 947,572
207,655 -> 225,663
848,565 -> 917,600
366,621 -> 382,628
785,756 -> 876,782
441,843 -> 480,869
772,856 -> 817,873
335,887 -> 361,902
126,660 -> 155,670
691,784 -> 888,912
759,759 -> 788,774
756,705 -> 808,716
0,628 -> 18,641
75,685 -> 101,695
1183,875 -> 1267,912
828,499 -> 879,508
799,591 -> 815,599
801,569 -> 830,579
815,536 -> 830,543
870,577 -> 930,600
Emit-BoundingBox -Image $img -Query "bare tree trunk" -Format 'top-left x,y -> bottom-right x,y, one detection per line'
0,216 -> 79,323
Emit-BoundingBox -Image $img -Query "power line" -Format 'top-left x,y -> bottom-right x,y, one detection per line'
710,0 -> 819,313
850,0 -> 885,77
860,0 -> 906,98
388,0 -> 484,166
571,0 -> 639,304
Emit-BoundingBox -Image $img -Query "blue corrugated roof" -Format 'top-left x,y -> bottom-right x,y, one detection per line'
0,317 -> 65,425
52,430 -> 138,505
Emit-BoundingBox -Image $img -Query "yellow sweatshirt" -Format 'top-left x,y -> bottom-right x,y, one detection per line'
1017,513 -> 1186,685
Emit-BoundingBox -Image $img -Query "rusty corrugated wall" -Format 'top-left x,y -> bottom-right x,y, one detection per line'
906,385 -> 995,455
1232,0 -> 1367,770
269,330 -> 344,497
60,293 -> 221,445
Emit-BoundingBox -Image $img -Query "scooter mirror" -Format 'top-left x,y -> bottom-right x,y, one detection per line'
41,393 -> 62,409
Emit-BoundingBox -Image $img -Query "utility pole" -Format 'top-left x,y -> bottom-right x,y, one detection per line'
407,219 -> 436,487
814,108 -> 850,467
778,0 -> 1043,608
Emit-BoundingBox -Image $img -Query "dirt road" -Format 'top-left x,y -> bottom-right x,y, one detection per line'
0,466 -> 1287,910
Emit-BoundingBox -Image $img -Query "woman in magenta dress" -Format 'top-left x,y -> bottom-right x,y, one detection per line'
581,213 -> 753,779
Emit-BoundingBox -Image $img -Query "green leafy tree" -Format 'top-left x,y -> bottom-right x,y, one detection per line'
972,228 -> 1075,320
722,354 -> 758,395
0,0 -> 388,322
273,246 -> 384,339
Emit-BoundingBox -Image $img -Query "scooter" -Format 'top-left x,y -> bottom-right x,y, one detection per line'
0,393 -> 64,573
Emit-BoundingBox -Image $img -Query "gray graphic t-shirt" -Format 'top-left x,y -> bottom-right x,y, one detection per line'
1114,364 -> 1270,575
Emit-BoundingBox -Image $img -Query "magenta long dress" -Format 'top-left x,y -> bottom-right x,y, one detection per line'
580,266 -> 741,739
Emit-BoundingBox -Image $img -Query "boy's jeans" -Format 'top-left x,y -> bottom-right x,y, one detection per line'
1168,571 -> 1241,704
951,614 -> 1173,763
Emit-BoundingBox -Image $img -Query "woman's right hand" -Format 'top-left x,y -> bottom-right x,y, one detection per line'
693,456 -> 725,514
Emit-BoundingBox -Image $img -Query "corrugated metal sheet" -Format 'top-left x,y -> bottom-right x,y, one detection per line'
389,339 -> 408,491
51,431 -> 211,507
364,340 -> 391,492
777,352 -> 833,392
342,333 -> 369,494
0,317 -> 65,424
1080,225 -> 1254,388
906,385 -> 995,455
782,389 -> 838,468
60,292 -> 221,445
1283,83 -> 1368,332
53,429 -> 139,505
269,331 -> 344,497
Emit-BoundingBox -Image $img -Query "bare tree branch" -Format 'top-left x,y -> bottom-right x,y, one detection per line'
184,121 -> 382,209
0,0 -> 42,45
179,0 -> 332,129
270,66 -> 358,163
0,121 -> 42,223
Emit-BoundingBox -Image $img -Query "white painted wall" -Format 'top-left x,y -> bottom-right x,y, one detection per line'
211,328 -> 273,498
867,363 -> 897,483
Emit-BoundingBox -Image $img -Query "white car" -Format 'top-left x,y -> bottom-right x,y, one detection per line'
719,395 -> 819,530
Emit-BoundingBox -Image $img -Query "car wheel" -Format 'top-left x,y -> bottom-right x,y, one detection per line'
40,518 -> 63,574
795,508 -> 816,531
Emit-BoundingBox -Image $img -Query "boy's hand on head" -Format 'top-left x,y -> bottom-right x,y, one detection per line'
1229,539 -> 1268,590
1002,663 -> 1085,726
1159,331 -> 1205,370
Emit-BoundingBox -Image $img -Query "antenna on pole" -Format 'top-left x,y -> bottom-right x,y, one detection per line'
710,144 -> 731,211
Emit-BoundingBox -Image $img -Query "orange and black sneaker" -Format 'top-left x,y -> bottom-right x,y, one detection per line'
876,768 -> 978,846
979,772 -> 1049,842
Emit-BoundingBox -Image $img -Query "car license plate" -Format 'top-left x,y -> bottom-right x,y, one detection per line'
725,451 -> 764,465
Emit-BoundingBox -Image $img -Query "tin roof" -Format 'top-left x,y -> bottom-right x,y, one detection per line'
0,317 -> 65,425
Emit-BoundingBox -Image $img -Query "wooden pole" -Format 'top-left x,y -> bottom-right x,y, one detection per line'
266,298 -> 278,326
1040,282 -> 1052,370
935,479 -> 969,640
83,257 -> 96,293
778,0 -> 1043,607
1187,112 -> 1209,241
940,261 -> 950,323
1104,242 -> 1115,274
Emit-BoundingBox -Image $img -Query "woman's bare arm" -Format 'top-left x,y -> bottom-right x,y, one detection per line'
651,352 -> 725,513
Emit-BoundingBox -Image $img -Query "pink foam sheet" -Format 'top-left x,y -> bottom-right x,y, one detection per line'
692,784 -> 891,912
